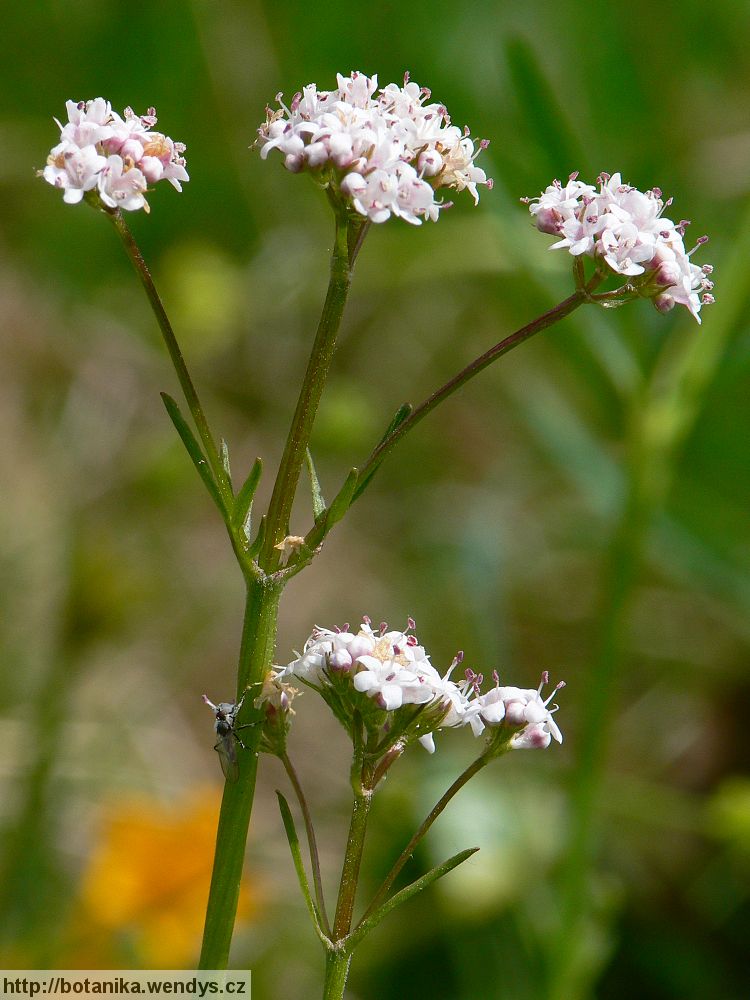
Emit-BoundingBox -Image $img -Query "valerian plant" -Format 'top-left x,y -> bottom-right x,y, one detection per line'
40,72 -> 714,999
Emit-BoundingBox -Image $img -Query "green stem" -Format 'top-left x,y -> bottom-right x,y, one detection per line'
332,779 -> 373,940
301,273 -> 603,556
107,208 -> 232,508
322,949 -> 352,1000
261,212 -> 356,570
353,276 -> 602,495
281,751 -> 331,935
199,211 -> 362,966
359,749 -> 493,926
199,576 -> 282,969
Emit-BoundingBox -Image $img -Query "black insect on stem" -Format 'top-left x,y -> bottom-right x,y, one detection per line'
203,690 -> 256,782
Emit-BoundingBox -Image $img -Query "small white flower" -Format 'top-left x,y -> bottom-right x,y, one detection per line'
256,71 -> 491,225
527,174 -> 596,236
599,222 -> 656,276
526,171 -> 714,322
437,137 -> 491,206
280,621 -> 378,684
353,655 -> 433,710
254,671 -> 298,714
280,619 -> 565,755
470,671 -> 565,749
58,98 -> 115,148
97,155 -> 149,212
43,141 -> 107,203
41,99 -> 188,211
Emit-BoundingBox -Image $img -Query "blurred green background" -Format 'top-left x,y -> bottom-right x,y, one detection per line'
1,1 -> 749,997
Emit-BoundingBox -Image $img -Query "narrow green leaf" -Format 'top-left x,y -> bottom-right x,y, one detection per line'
276,791 -> 327,942
305,448 -> 327,521
160,393 -> 225,514
378,402 -> 413,447
352,403 -> 412,502
221,438 -> 232,484
378,403 -> 414,446
232,458 -> 263,538
325,467 -> 358,530
352,465 -> 380,502
247,515 -> 267,560
349,847 -> 478,950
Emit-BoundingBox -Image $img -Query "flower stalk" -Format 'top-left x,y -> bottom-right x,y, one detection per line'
352,274 -> 603,495
106,207 -> 232,510
260,210 -> 358,571
301,267 -> 605,556
332,734 -> 374,942
359,746 -> 497,925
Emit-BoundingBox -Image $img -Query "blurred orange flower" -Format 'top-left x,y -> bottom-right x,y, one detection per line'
66,788 -> 260,967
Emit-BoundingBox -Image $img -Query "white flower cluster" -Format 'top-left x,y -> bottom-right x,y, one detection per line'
265,617 -> 563,752
256,71 -> 491,225
41,98 -> 188,213
526,172 -> 715,323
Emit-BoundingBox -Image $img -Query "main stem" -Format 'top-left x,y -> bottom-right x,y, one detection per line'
200,214 -> 359,966
199,577 -> 282,968
322,950 -> 352,1000
261,212 -> 354,570
108,209 -> 231,507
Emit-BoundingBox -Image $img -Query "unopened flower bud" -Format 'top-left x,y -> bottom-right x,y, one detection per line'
284,152 -> 304,172
346,634 -> 374,660
654,262 -> 681,287
304,142 -> 328,168
341,173 -> 368,198
120,138 -> 144,161
329,649 -> 353,671
504,699 -> 527,726
329,133 -> 355,168
511,722 -> 552,749
653,292 -> 675,314
533,207 -> 563,235
417,149 -> 443,177
140,156 -> 164,183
